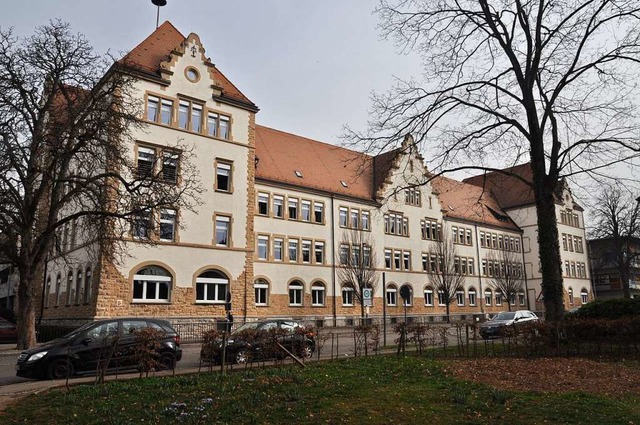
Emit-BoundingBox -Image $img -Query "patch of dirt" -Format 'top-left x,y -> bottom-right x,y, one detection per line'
443,357 -> 640,396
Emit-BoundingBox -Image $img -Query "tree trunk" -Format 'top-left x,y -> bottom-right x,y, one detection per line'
16,266 -> 39,349
445,303 -> 450,323
534,187 -> 565,322
620,255 -> 631,299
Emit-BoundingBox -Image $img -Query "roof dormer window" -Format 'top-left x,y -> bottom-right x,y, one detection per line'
295,170 -> 303,178
340,181 -> 348,188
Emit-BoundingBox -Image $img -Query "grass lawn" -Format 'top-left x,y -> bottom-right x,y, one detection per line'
1,356 -> 639,424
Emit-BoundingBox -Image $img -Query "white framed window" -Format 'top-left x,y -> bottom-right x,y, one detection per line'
195,270 -> 228,303
215,215 -> 230,246
495,291 -> 503,306
133,265 -> 171,303
424,287 -> 434,306
456,289 -> 465,306
301,200 -> 311,222
160,98 -> 173,125
219,115 -> 230,139
302,240 -> 312,263
159,209 -> 176,242
400,284 -> 413,306
273,238 -> 283,261
311,283 -> 325,306
66,271 -> 73,306
84,268 -> 92,304
350,210 -> 359,229
386,285 -> 397,306
468,288 -> 477,306
568,287 -> 574,305
340,244 -> 349,265
314,202 -> 324,223
403,252 -> 411,271
254,279 -> 269,306
438,290 -> 445,306
257,193 -> 269,215
362,211 -> 370,230
75,269 -> 83,305
273,196 -> 284,218
207,112 -> 219,137
518,292 -> 526,306
288,239 -> 298,262
216,161 -> 232,192
137,146 -> 155,177
580,289 -> 588,304
132,209 -> 152,239
162,152 -> 178,183
288,198 -> 298,220
339,207 -> 348,227
484,289 -> 492,306
289,281 -> 303,306
314,241 -> 325,264
342,286 -> 354,306
146,95 -> 159,121
384,249 -> 392,269
257,235 -> 269,260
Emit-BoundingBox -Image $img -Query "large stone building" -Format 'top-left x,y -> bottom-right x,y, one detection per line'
36,23 -> 592,326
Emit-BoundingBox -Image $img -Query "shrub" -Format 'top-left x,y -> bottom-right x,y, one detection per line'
570,298 -> 640,319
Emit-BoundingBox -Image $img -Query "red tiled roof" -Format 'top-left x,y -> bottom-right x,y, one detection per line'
430,175 -> 520,231
255,125 -> 374,201
118,21 -> 254,107
463,163 -> 536,209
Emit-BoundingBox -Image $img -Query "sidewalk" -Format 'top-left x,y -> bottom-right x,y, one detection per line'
0,344 -> 20,357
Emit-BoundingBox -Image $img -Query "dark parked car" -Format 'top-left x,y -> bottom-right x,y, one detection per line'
0,318 -> 17,343
201,319 -> 315,364
479,310 -> 539,339
16,318 -> 182,380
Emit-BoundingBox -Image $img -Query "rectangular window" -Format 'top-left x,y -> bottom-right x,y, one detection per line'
146,96 -> 159,121
216,161 -> 232,192
191,104 -> 202,132
289,284 -> 303,306
568,236 -> 574,252
133,209 -> 151,239
403,252 -> 411,271
562,234 -> 567,251
466,229 -> 473,245
159,209 -> 176,242
342,287 -> 354,306
350,210 -> 359,229
207,113 -> 219,137
288,239 -> 298,262
178,100 -> 189,129
438,290 -> 445,306
352,245 -> 361,266
258,193 -> 269,215
312,284 -> 325,306
518,293 -> 526,306
314,202 -> 324,223
565,261 -> 571,276
385,212 -> 408,236
469,291 -> 477,306
468,259 -> 474,275
387,287 -> 397,306
137,146 -> 155,177
273,196 -> 284,218
219,116 -> 230,139
362,211 -> 370,230
421,219 -> 439,240
430,254 -> 437,273
273,238 -> 283,261
257,235 -> 269,260
302,240 -> 311,263
452,227 -> 458,243
340,244 -> 349,265
424,290 -> 433,306
422,253 -> 428,272
384,249 -> 392,269
255,281 -> 268,306
314,241 -> 325,264
394,251 -> 401,270
339,207 -> 348,227
288,198 -> 298,220
160,99 -> 173,125
162,151 -> 178,183
363,245 -> 371,267
301,200 -> 311,222
215,216 -> 230,246
480,231 -> 486,247
405,187 -> 421,206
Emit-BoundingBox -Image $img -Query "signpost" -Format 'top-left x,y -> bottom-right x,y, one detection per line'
363,288 -> 373,307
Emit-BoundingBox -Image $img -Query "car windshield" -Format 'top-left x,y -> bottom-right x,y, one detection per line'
62,322 -> 97,339
232,322 -> 263,334
493,312 -> 516,321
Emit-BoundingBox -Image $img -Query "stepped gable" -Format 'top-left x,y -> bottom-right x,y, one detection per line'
431,175 -> 520,231
463,162 -> 536,209
118,21 -> 254,107
255,125 -> 374,201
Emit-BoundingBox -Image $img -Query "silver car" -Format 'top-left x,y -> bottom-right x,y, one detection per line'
479,310 -> 539,339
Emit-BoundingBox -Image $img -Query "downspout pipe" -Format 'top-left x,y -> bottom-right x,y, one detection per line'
331,195 -> 337,327
473,224 -> 484,317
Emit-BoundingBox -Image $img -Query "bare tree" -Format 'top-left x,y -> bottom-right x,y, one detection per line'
427,233 -> 465,323
346,1 -> 640,322
0,21 -> 201,349
486,248 -> 526,312
590,184 -> 640,299
336,230 -> 379,319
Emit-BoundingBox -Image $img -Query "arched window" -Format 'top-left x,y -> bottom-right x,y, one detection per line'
518,292 -> 526,306
580,288 -> 588,304
75,269 -> 83,305
495,290 -> 503,306
66,271 -> 74,306
342,285 -> 354,306
386,284 -> 397,306
254,279 -> 269,306
468,287 -> 477,306
484,289 -> 492,306
568,287 -> 574,305
84,267 -> 92,304
195,270 -> 228,303
44,277 -> 51,308
456,287 -> 465,306
424,286 -> 434,306
311,282 -> 325,306
133,265 -> 171,302
289,280 -> 304,306
54,274 -> 62,307
400,284 -> 413,306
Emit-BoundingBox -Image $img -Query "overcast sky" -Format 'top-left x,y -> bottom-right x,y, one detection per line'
0,0 -> 420,145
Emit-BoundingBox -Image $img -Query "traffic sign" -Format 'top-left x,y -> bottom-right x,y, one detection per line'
363,288 -> 373,307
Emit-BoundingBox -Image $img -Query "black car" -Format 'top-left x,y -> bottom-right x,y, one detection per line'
479,310 -> 539,339
201,319 -> 315,364
16,318 -> 182,380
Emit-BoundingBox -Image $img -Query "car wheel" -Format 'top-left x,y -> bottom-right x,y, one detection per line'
235,349 -> 249,364
47,358 -> 74,380
159,352 -> 177,370
299,344 -> 313,359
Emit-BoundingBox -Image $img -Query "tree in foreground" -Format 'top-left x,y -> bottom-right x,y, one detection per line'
0,21 -> 201,349
336,230 -> 379,319
590,184 -> 640,299
486,248 -> 526,312
346,0 -> 640,321
428,233 -> 464,323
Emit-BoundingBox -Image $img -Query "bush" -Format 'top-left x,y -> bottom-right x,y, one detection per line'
570,298 -> 640,319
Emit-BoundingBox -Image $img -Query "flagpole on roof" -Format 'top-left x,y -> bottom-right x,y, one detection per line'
152,0 -> 167,29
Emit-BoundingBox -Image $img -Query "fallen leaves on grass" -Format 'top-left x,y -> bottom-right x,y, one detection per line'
444,357 -> 640,396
